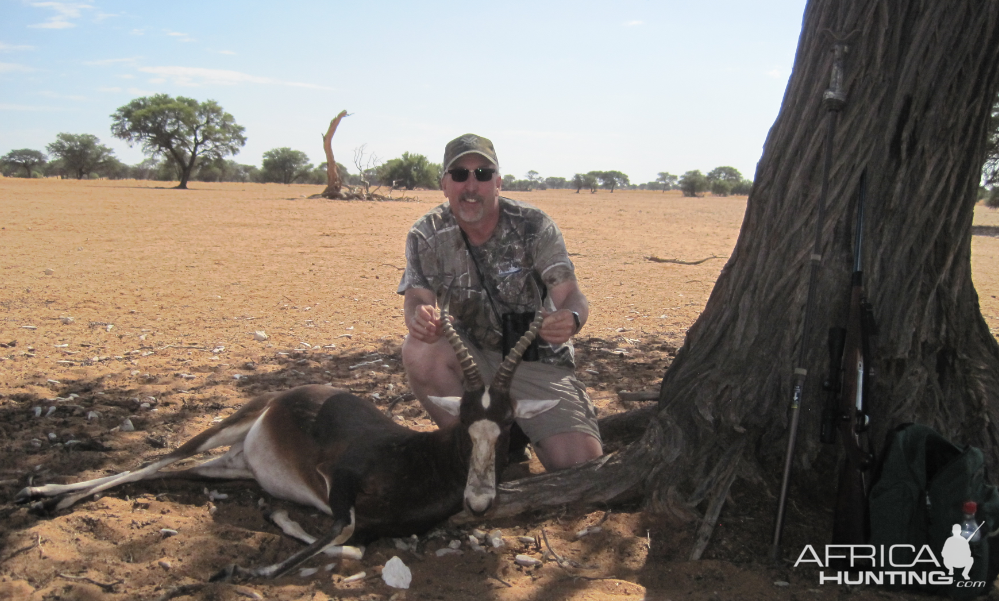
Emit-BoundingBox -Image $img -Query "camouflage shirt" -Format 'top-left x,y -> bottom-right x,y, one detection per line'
398,197 -> 577,368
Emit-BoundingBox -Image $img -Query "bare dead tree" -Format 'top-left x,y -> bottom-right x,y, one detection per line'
352,144 -> 381,198
477,0 -> 999,562
320,110 -> 350,199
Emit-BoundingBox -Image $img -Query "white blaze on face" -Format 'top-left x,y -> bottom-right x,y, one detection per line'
480,389 -> 491,409
465,419 -> 500,514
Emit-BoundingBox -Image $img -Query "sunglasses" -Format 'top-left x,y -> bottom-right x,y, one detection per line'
447,167 -> 496,183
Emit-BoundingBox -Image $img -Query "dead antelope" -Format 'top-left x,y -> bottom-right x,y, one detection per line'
15,310 -> 556,579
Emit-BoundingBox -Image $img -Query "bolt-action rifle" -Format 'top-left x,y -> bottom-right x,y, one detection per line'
820,170 -> 877,545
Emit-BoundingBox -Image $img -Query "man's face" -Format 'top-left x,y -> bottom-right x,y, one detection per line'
442,154 -> 501,228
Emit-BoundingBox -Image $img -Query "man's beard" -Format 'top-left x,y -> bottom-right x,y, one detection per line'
456,193 -> 487,222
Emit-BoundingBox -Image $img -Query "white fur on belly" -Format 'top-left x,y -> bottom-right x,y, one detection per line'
244,409 -> 332,515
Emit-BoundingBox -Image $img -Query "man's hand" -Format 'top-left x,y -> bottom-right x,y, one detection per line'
408,303 -> 443,344
539,309 -> 579,346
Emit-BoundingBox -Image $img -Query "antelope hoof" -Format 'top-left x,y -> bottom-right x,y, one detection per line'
464,498 -> 493,517
26,498 -> 62,516
14,486 -> 38,504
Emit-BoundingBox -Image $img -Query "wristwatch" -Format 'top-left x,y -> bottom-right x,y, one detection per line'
571,311 -> 581,335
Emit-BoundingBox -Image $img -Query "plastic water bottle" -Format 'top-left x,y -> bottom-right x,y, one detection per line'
961,501 -> 982,542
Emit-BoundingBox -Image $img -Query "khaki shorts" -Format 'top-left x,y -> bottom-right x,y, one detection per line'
462,340 -> 601,444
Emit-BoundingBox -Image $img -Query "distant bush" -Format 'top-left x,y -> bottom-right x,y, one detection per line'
988,187 -> 999,209
679,170 -> 709,197
730,178 -> 753,195
710,180 -> 733,196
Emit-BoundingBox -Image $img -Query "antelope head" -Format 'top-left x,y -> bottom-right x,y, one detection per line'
428,309 -> 558,515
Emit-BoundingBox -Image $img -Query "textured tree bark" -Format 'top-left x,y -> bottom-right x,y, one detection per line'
489,0 -> 999,553
321,110 -> 349,199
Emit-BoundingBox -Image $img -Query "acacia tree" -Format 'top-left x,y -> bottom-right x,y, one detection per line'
598,170 -> 629,192
1,149 -> 47,178
485,0 -> 999,561
656,171 -> 678,192
46,133 -> 116,180
110,94 -> 246,190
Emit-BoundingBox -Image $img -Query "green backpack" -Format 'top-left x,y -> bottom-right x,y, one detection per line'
868,423 -> 999,599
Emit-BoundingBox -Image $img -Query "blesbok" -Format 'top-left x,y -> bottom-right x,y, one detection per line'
15,310 -> 556,579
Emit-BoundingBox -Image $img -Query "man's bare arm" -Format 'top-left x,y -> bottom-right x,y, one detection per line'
539,278 -> 589,345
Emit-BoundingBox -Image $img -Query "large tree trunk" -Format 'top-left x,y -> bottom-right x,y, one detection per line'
486,0 -> 999,557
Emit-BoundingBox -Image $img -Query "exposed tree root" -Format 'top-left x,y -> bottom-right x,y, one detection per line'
688,440 -> 745,560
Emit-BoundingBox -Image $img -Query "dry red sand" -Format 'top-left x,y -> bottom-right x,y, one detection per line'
1,178 -> 997,601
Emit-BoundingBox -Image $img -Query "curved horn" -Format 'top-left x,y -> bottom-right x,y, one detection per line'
440,307 -> 485,391
491,311 -> 545,394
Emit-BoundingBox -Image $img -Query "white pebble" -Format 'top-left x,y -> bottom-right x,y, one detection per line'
517,536 -> 535,544
515,554 -> 542,567
576,526 -> 602,538
342,571 -> 366,583
33,407 -> 42,418
208,489 -> 228,501
326,546 -> 364,560
324,563 -> 337,572
44,268 -> 54,275
47,432 -> 58,441
61,316 -> 74,324
87,411 -> 100,421
448,539 -> 461,549
382,556 -> 412,589
120,418 -> 135,432
45,406 -> 56,417
158,560 -> 171,569
298,567 -> 318,578
253,331 -> 269,341
435,548 -> 462,557
488,529 -> 505,548
160,528 -> 178,537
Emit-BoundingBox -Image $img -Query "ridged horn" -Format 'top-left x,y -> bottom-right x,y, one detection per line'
491,311 -> 545,394
440,307 -> 484,391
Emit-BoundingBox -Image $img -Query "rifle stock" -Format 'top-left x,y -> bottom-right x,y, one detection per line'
826,171 -> 875,546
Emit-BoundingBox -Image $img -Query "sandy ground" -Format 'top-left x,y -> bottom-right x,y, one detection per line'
0,178 -> 997,601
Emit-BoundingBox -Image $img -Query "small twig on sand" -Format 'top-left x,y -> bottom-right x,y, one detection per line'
58,573 -> 123,593
388,392 -> 416,412
1,534 -> 40,563
540,528 -> 598,570
645,254 -> 725,265
490,574 -> 513,588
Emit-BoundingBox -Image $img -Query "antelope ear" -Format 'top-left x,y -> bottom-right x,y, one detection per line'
427,396 -> 462,417
514,399 -> 560,419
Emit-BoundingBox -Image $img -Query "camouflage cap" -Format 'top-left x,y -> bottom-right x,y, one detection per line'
442,134 -> 499,177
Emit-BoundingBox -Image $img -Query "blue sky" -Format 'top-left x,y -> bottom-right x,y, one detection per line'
1,0 -> 807,184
